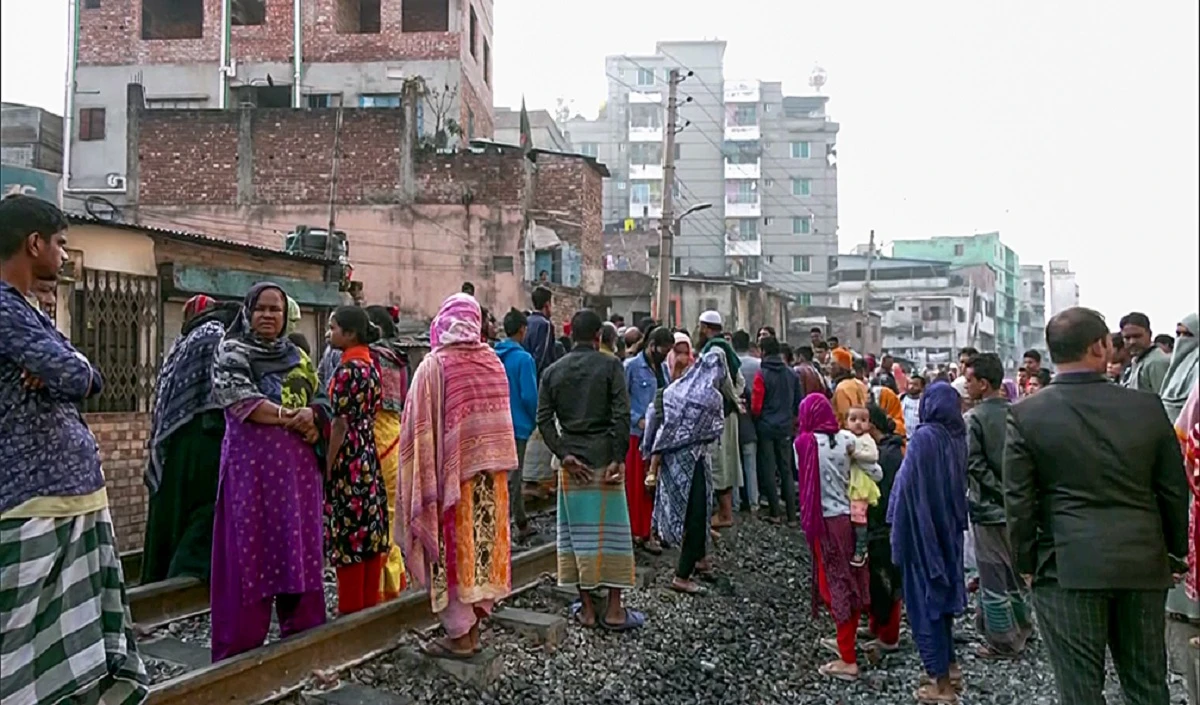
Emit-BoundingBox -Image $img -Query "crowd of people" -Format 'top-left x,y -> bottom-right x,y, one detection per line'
2,194 -> 1198,705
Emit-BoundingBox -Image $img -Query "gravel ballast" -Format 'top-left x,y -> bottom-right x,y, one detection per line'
276,516 -> 1189,704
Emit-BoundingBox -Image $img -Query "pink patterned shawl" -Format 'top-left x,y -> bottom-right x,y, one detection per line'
397,293 -> 518,586
1175,382 -> 1200,601
795,394 -> 840,547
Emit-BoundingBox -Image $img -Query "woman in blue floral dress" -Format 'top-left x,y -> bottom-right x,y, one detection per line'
325,306 -> 390,615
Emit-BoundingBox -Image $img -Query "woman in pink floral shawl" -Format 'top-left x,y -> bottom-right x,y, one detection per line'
397,293 -> 517,658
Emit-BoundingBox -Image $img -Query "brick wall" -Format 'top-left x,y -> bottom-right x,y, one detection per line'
87,412 -> 151,551
533,153 -> 605,293
79,0 -> 468,66
136,107 -> 525,207
137,110 -> 240,205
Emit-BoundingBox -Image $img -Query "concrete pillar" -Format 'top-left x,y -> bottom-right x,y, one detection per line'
398,78 -> 419,205
236,109 -> 254,205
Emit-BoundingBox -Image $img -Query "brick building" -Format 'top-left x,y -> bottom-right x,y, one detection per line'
112,82 -> 607,321
64,0 -> 494,203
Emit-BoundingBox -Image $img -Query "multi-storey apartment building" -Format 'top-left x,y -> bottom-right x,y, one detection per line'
62,0 -> 493,208
567,40 -> 840,303
892,232 -> 1021,365
831,253 -> 997,365
1018,263 -> 1048,358
1048,259 -> 1080,316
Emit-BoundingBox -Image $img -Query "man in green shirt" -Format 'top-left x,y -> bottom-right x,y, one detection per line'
1120,312 -> 1171,394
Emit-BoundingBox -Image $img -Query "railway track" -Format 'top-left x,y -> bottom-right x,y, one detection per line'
145,542 -> 556,705
125,494 -> 557,627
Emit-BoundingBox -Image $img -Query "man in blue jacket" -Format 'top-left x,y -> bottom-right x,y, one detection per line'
497,308 -> 540,541
522,286 -> 560,378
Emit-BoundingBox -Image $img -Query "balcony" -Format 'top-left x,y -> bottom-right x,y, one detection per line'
724,124 -> 760,141
629,163 -> 664,180
724,79 -> 760,103
724,234 -> 762,257
725,197 -> 761,218
629,200 -> 662,220
724,159 -> 760,179
629,91 -> 662,104
629,125 -> 663,142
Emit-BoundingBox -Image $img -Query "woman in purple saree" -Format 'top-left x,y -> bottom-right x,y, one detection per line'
209,283 -> 327,661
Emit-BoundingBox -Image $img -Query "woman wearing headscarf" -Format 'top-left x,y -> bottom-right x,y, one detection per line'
642,350 -> 726,595
1174,382 -> 1200,657
666,331 -> 694,381
795,394 -> 871,681
324,306 -> 390,615
365,305 -> 410,601
398,293 -> 517,658
142,295 -> 240,583
1163,316 -> 1200,628
874,386 -> 908,447
861,403 -> 905,652
209,283 -> 326,661
887,381 -> 969,703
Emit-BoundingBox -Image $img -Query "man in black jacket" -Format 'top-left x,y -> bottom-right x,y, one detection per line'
1004,307 -> 1189,705
964,352 -> 1033,659
750,336 -> 802,524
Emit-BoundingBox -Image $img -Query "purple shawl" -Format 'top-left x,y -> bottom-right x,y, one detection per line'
887,381 -> 969,619
795,394 -> 840,546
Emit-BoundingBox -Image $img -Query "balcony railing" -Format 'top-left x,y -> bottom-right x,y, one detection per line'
724,197 -> 761,218
629,163 -> 664,180
628,125 -> 663,142
724,124 -> 760,141
724,160 -> 760,179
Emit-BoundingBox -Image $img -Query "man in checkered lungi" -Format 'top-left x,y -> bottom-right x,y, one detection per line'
1005,307 -> 1190,705
0,195 -> 149,704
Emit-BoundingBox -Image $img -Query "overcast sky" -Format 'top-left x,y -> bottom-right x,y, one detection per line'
3,0 -> 1197,333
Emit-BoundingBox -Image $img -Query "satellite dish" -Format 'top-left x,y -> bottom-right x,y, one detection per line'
809,66 -> 827,92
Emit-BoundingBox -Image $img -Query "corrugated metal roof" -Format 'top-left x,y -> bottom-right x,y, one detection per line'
66,214 -> 338,264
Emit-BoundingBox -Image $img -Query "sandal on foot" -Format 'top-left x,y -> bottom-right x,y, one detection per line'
920,674 -> 965,693
568,601 -> 596,629
869,638 -> 901,653
643,540 -> 664,556
670,580 -> 708,596
600,609 -> 646,632
817,660 -> 858,681
818,637 -> 843,658
975,644 -> 1019,660
419,638 -> 475,661
913,684 -> 959,703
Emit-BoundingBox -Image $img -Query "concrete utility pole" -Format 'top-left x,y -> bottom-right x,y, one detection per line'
656,69 -> 681,326
861,229 -> 875,351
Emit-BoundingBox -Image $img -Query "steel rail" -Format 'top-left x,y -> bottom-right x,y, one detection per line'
146,543 -> 557,705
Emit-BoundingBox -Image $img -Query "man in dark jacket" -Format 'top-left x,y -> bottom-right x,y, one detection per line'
1005,307 -> 1189,705
750,336 -> 802,524
522,286 -> 559,377
964,352 -> 1032,658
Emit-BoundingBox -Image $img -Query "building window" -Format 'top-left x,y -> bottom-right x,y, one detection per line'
792,216 -> 812,234
636,68 -> 655,86
146,97 -> 207,109
790,141 -> 810,159
577,142 -> 598,158
85,0 -> 101,7
401,0 -> 446,32
954,243 -> 964,256
483,40 -> 490,85
672,257 -> 682,275
793,255 -> 811,273
491,255 -> 514,273
232,0 -> 265,25
359,93 -> 401,108
628,104 -> 661,129
791,178 -> 812,196
762,217 -> 773,226
468,6 -> 478,57
763,178 -> 773,187
856,321 -> 864,338
305,93 -> 343,108
629,142 -> 662,165
796,293 -> 812,305
728,218 -> 757,240
78,108 -> 106,141
468,109 -> 475,139
141,0 -> 204,39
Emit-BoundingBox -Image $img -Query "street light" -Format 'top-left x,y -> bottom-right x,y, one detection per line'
655,202 -> 712,325
678,202 -> 713,223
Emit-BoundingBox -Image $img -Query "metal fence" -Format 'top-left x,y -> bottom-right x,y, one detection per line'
70,268 -> 159,413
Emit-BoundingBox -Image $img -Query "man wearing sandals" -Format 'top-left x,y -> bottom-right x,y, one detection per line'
1005,307 -> 1190,705
538,310 -> 645,632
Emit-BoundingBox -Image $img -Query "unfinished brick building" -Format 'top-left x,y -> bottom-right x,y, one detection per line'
65,0 -> 493,203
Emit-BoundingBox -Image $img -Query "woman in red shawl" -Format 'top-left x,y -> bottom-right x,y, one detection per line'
796,394 -> 871,680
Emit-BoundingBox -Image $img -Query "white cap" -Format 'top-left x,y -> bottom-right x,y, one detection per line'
699,310 -> 723,327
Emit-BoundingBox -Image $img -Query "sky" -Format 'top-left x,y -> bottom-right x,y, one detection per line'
3,0 -> 1197,333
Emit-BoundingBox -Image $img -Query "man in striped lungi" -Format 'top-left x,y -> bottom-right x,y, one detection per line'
0,195 -> 149,705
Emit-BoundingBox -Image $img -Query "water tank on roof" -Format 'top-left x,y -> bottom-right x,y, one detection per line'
283,225 -> 349,261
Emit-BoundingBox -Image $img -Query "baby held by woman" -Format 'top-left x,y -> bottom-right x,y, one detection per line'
845,406 -> 883,567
